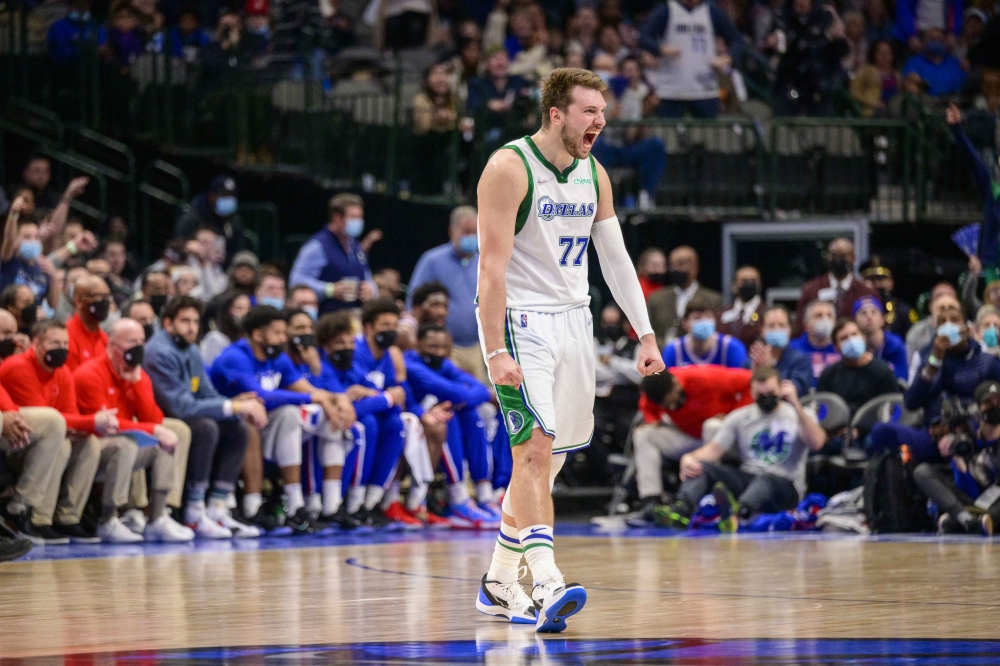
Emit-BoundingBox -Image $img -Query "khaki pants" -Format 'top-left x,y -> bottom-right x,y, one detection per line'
633,418 -> 723,500
35,433 -> 102,527
99,436 -> 175,511
0,408 -> 70,521
128,418 -> 191,509
451,344 -> 489,387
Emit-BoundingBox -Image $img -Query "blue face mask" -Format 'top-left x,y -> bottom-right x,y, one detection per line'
214,196 -> 237,217
345,217 -> 365,239
690,319 -> 715,341
261,296 -> 285,310
303,305 -> 318,321
459,235 -> 478,255
764,329 -> 790,348
937,322 -> 962,347
840,335 -> 867,360
924,40 -> 947,58
985,326 -> 999,349
69,10 -> 91,22
19,240 -> 41,261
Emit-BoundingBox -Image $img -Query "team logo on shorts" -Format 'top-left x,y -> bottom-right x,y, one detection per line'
508,410 -> 525,435
520,313 -> 528,328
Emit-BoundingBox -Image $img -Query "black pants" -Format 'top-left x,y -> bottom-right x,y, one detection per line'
678,463 -> 799,517
185,418 -> 250,496
913,462 -> 1000,522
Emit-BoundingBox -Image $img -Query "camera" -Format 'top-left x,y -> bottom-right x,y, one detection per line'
940,397 -> 977,458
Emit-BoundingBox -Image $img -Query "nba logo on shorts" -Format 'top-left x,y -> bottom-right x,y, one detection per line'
520,314 -> 528,328
508,410 -> 525,435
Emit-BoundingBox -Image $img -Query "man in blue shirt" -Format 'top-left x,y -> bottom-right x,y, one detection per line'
406,323 -> 502,528
789,299 -> 841,385
209,305 -> 354,533
748,306 -> 813,397
145,295 -> 268,539
854,296 -> 908,382
289,193 -> 376,315
901,28 -> 968,96
47,0 -> 107,67
662,297 -> 747,368
0,195 -> 58,311
407,205 -> 486,384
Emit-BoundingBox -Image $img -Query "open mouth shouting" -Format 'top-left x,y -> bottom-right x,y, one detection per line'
582,129 -> 600,151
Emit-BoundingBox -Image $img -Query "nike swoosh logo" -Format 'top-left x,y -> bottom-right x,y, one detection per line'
536,177 -> 553,185
529,527 -> 547,534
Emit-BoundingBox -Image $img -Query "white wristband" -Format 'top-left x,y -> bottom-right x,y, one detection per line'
487,349 -> 508,361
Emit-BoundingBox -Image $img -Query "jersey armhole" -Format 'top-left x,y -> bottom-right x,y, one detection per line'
499,145 -> 533,236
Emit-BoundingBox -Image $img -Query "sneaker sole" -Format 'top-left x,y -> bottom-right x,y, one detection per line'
68,536 -> 101,544
535,586 -> 587,633
448,517 -> 481,529
475,589 -> 536,625
0,541 -> 33,562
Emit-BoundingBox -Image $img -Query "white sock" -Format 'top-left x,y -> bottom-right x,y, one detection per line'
406,481 -> 428,511
448,482 -> 470,507
487,521 -> 523,584
346,486 -> 365,514
518,525 -> 562,585
283,483 -> 304,514
323,479 -> 342,515
495,487 -> 507,503
184,500 -> 206,525
243,493 -> 263,518
476,481 -> 494,505
207,497 -> 228,516
381,481 -> 401,511
364,485 -> 385,511
306,493 -> 322,514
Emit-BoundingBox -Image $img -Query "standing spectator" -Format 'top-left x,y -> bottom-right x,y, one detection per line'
174,175 -> 247,263
794,238 -> 877,329
790,299 -> 840,384
47,0 -> 108,67
169,3 -> 213,63
0,196 -> 61,310
289,193 -> 376,315
226,250 -> 261,295
639,0 -> 746,118
817,319 -> 900,414
748,305 -> 813,397
407,205 -> 484,384
860,258 -> 915,338
636,247 -> 668,300
954,8 -> 985,67
105,5 -> 147,71
662,297 -> 748,368
647,246 -> 723,347
185,227 -> 228,300
411,62 -> 458,195
374,0 -> 436,51
902,28 -> 967,96
717,265 -> 766,349
66,275 -> 111,372
864,0 -> 895,44
841,11 -> 868,74
906,282 -> 959,361
976,305 -> 1000,356
16,156 -> 60,211
895,0 -> 963,53
854,296 -> 908,381
200,290 -> 251,367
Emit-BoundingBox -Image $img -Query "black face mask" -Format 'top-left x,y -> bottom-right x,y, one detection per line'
828,258 -> 851,279
143,323 -> 155,342
87,298 -> 110,323
19,304 -> 37,328
600,324 -> 624,342
737,281 -> 759,302
646,272 -> 668,285
374,330 -> 397,349
666,388 -> 687,411
44,348 -> 68,369
264,344 -> 284,360
0,337 -> 16,359
756,393 -> 781,413
982,406 -> 1000,426
330,349 -> 354,371
122,344 -> 144,368
149,294 -> 168,316
292,334 -> 316,350
171,333 -> 191,350
421,353 -> 445,370
667,270 -> 690,287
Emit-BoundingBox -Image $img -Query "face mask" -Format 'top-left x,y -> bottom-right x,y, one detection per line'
330,348 -> 354,371
0,337 -> 16,359
982,406 -> 1000,426
69,10 -> 90,21
143,323 -> 155,342
87,298 -> 110,323
737,281 -> 759,302
924,40 -> 947,58
666,387 -> 687,411
985,327 -> 999,349
646,272 -> 667,285
667,270 -> 689,287
840,335 -> 867,360
171,332 -> 191,350
601,324 -> 624,341
303,305 -> 318,321
828,258 -> 851,279
756,393 -> 781,413
690,319 -> 715,341
374,330 -> 397,349
812,317 -> 834,339
149,294 -> 168,316
18,240 -> 41,261
43,348 -> 68,369
421,353 -> 445,370
214,196 -> 238,217
122,344 -> 144,368
292,334 -> 316,349
345,217 -> 365,239
937,322 -> 962,347
459,235 -> 479,255
19,304 -> 37,327
261,297 -> 285,310
764,329 -> 789,348
264,344 -> 284,360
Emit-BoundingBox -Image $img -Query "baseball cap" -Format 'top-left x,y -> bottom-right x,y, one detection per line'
230,250 -> 260,270
208,175 -> 238,197
974,380 -> 1000,405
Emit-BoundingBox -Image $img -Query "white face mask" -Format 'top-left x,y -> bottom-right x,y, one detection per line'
812,317 -> 834,339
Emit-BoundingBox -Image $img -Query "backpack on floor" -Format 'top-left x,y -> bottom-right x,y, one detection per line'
863,449 -> 928,534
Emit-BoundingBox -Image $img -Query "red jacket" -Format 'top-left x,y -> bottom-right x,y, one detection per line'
0,349 -> 96,433
640,365 -> 753,438
73,355 -> 163,434
66,313 -> 108,372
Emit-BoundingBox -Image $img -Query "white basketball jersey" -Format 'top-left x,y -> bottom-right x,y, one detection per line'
482,136 -> 600,313
653,0 -> 718,101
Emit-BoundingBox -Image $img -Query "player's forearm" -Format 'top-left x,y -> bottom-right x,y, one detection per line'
478,265 -> 508,355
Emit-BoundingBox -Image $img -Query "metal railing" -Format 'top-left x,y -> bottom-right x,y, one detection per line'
139,159 -> 190,261
239,202 -> 281,263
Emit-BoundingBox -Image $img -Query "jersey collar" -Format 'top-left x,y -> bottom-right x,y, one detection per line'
524,136 -> 578,183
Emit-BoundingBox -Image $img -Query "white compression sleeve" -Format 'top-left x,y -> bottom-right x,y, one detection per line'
591,216 -> 654,339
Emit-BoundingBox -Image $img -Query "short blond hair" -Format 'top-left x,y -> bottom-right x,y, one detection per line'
539,68 -> 608,127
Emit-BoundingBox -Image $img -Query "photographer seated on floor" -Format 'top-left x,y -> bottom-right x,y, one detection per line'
655,367 -> 827,531
912,380 -> 1000,537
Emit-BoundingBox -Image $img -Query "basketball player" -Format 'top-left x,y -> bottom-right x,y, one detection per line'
475,68 -> 664,632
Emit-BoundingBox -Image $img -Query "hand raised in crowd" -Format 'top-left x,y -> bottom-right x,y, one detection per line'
71,230 -> 97,254
359,229 -> 383,254
1,411 -> 32,449
748,341 -> 774,368
7,194 -> 27,219
234,398 -> 268,429
779,379 -> 800,408
946,103 -> 962,126
36,255 -> 57,278
93,408 -> 119,436
153,424 -> 179,452
969,253 -> 982,276
62,176 -> 89,201
184,239 -> 206,261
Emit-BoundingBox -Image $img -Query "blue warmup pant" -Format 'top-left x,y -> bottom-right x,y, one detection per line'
491,409 -> 513,490
366,408 -> 406,488
867,423 -> 941,465
442,406 -> 491,484
591,137 -> 667,196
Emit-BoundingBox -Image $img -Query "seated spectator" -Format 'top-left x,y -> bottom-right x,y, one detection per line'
144,296 -> 268,539
648,246 -> 722,347
123,299 -> 156,343
795,238 -> 877,328
860,257 -> 915,338
200,290 -> 251,367
0,310 -> 29,360
850,40 -> 900,117
170,266 -> 200,297
175,176 -> 247,263
227,251 -> 261,295
47,0 -> 108,67
287,283 -> 319,319
254,267 -> 287,309
630,366 -> 752,523
976,305 -> 1000,356
748,305 -> 813,397
1,284 -> 39,336
185,227 -> 227,301
954,9 -> 986,68
0,196 -> 60,311
718,266 -> 766,349
101,238 -> 134,303
913,379 -> 1000,536
661,367 -> 825,528
398,282 -> 449,351
412,62 -> 458,136
902,28 -> 967,96
73,319 -> 195,543
714,36 -> 748,115
906,282 -> 959,361
818,319 -> 900,415
593,304 -> 642,484
790,299 -> 841,384
66,275 -> 111,371
140,270 -> 173,319
663,297 -> 748,369
854,296 -> 908,381
208,305 -> 354,532
636,247 -> 668,301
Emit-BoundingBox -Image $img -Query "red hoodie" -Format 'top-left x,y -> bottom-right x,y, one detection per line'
0,349 -> 96,433
640,365 -> 753,438
73,355 -> 163,433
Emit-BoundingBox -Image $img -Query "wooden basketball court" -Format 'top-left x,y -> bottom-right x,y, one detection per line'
1,527 -> 999,663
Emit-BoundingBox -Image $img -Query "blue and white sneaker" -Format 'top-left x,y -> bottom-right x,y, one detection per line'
449,500 -> 498,529
478,500 -> 503,523
476,569 -> 537,625
531,580 -> 587,633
